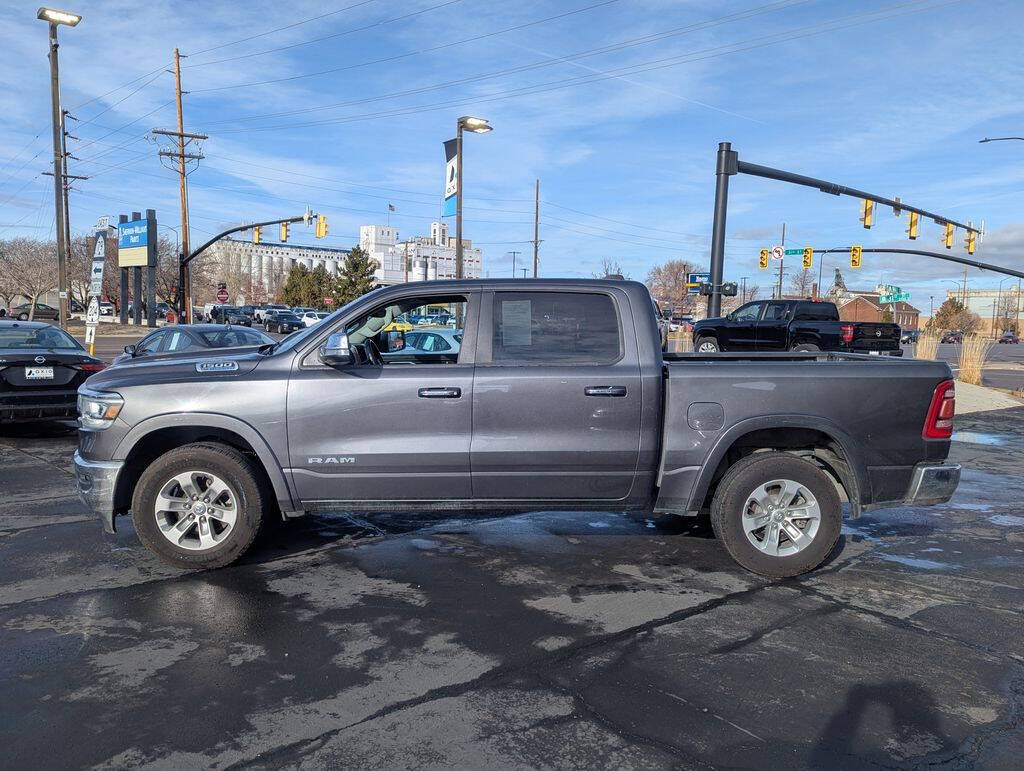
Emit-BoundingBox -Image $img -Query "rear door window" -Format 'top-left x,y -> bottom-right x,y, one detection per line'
491,292 -> 620,364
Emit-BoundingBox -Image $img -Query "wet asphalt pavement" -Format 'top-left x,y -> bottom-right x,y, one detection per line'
2,411 -> 1024,768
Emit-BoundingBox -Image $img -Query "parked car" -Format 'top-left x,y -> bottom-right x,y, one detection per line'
900,330 -> 921,344
74,279 -> 959,579
291,306 -> 316,316
9,303 -> 60,321
300,311 -> 329,328
110,324 -> 275,366
265,312 -> 304,334
405,327 -> 463,354
941,331 -> 963,344
998,332 -> 1019,344
208,306 -> 251,326
1,320 -> 105,422
255,304 -> 289,324
99,302 -> 115,316
238,305 -> 256,319
691,299 -> 902,355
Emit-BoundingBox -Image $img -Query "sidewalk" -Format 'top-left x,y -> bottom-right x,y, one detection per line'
955,381 -> 1024,414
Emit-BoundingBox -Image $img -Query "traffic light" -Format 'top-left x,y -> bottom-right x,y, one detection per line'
759,248 -> 770,270
253,225 -> 261,244
859,199 -> 874,229
280,222 -> 289,242
802,246 -> 813,270
850,245 -> 862,269
966,229 -> 976,254
906,211 -> 919,240
942,222 -> 954,249
315,214 -> 328,238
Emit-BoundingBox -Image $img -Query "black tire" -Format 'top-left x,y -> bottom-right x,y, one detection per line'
710,453 -> 842,578
694,336 -> 720,353
131,442 -> 268,569
791,343 -> 821,352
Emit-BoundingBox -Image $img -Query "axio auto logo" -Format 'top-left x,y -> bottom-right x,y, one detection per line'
307,456 -> 356,464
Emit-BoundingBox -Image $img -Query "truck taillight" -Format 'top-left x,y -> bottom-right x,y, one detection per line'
840,323 -> 854,344
923,380 -> 955,439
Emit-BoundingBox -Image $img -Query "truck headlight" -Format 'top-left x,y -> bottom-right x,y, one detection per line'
78,390 -> 124,429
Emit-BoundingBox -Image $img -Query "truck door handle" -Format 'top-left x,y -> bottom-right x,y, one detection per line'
585,385 -> 627,397
418,387 -> 461,399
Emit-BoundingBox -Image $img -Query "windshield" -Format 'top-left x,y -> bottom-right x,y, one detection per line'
0,326 -> 82,350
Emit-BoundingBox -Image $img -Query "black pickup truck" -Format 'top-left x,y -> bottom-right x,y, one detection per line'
74,279 -> 957,579
692,299 -> 902,355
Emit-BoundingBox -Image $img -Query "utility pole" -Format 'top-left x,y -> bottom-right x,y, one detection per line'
154,48 -> 207,323
532,178 -> 539,277
43,109 -> 87,317
44,20 -> 68,328
509,250 -> 520,277
740,276 -> 748,304
776,222 -> 786,300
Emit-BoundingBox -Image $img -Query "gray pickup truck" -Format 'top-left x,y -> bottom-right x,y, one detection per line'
73,279 -> 960,578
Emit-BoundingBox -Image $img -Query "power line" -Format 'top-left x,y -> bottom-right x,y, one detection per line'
202,0 -> 808,124
213,0 -> 957,134
191,0 -> 624,93
187,0 -> 383,57
185,0 -> 464,68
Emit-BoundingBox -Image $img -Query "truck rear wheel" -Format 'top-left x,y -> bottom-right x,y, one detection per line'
791,343 -> 821,352
695,337 -> 720,353
710,454 -> 841,578
131,442 -> 268,570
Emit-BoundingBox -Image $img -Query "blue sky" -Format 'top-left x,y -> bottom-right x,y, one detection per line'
1,0 -> 1022,306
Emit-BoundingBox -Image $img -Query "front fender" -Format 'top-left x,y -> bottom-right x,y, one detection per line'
113,412 -> 298,512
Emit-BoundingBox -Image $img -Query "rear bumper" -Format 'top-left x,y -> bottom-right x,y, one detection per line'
903,462 -> 960,506
73,451 -> 124,534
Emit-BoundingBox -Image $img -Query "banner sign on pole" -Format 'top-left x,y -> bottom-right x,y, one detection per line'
89,231 -> 106,297
441,138 -> 458,217
687,272 -> 711,294
117,218 -> 152,267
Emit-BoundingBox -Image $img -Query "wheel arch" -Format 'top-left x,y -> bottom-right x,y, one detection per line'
687,415 -> 868,518
111,414 -> 297,519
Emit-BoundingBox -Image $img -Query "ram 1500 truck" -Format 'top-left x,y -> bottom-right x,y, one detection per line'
691,299 -> 902,355
73,279 -> 959,578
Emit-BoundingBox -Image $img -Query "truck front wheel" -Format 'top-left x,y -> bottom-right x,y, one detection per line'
710,454 -> 842,578
695,337 -> 720,353
131,442 -> 268,570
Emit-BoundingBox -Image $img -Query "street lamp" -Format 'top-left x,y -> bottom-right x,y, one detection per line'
455,115 -> 492,279
37,7 -> 81,330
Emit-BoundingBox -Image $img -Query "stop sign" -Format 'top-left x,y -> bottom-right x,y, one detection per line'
216,288 -> 229,303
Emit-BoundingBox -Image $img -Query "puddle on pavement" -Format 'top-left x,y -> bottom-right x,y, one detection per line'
989,514 -> 1024,527
877,553 -> 958,570
952,431 -> 1016,446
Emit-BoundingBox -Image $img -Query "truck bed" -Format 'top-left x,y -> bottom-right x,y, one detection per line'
654,351 -> 953,515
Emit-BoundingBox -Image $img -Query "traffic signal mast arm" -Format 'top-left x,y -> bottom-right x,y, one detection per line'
734,159 -> 980,236
182,212 -> 317,266
815,247 -> 1024,281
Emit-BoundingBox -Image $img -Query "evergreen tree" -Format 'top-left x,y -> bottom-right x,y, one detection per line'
307,264 -> 333,308
280,264 -> 311,307
335,246 -> 378,305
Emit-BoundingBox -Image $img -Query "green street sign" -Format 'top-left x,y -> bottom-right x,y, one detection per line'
784,248 -> 803,256
880,291 -> 910,304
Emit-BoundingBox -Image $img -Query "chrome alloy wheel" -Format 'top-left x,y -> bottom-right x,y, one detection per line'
696,341 -> 718,353
741,478 -> 821,557
154,471 -> 238,552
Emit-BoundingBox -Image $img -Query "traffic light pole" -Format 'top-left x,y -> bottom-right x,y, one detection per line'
176,212 -> 314,319
706,142 -> 985,318
814,247 -> 1024,281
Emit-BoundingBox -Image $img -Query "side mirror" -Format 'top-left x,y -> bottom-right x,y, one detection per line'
383,330 -> 405,353
320,332 -> 353,367
124,344 -> 137,357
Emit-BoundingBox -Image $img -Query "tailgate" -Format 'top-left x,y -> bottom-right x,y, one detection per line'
851,323 -> 900,351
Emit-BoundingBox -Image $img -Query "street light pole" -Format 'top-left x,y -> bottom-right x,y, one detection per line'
38,8 -> 81,329
453,116 -> 491,279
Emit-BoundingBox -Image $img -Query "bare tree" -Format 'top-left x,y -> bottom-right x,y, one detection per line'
788,269 -> 815,298
592,258 -> 629,279
0,238 -> 58,320
645,259 -> 697,311
997,293 -> 1020,334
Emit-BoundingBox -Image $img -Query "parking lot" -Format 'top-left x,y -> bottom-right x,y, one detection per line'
2,399 -> 1024,767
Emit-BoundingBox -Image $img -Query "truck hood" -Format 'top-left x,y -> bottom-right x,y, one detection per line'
82,349 -> 266,391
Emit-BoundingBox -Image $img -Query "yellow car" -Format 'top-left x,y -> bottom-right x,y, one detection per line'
384,317 -> 415,332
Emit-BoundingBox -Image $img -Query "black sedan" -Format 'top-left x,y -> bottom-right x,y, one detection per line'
264,312 -> 304,334
111,324 -> 276,366
0,321 -> 105,423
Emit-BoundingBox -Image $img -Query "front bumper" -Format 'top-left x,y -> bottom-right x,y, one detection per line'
73,451 -> 124,534
904,462 -> 961,506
